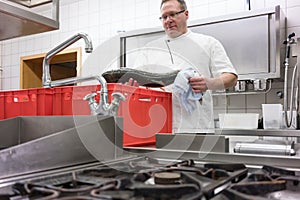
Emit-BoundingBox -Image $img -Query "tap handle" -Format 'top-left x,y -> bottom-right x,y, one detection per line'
83,92 -> 96,102
109,92 -> 126,116
288,32 -> 296,39
112,92 -> 126,102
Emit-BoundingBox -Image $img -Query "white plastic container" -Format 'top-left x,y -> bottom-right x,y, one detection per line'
219,113 -> 259,129
262,104 -> 282,129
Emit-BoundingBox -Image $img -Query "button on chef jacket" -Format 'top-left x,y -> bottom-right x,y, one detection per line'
132,29 -> 237,133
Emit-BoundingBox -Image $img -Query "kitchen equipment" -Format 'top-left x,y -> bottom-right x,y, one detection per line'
0,0 -> 59,40
156,133 -> 229,153
7,0 -> 52,7
0,156 -> 247,199
234,80 -> 246,92
225,164 -> 300,200
0,115 -> 123,179
283,33 -> 298,128
282,110 -> 297,129
262,104 -> 283,129
219,113 -> 259,129
253,78 -> 267,91
0,115 -> 300,199
234,141 -> 296,156
0,155 -> 300,199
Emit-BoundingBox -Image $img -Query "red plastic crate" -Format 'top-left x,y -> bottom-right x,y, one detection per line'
0,93 -> 4,120
52,84 -> 172,146
53,85 -> 100,115
0,84 -> 172,146
112,84 -> 172,146
1,88 -> 54,119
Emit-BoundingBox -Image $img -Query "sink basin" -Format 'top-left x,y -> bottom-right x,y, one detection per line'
0,116 -> 94,148
0,115 -> 123,179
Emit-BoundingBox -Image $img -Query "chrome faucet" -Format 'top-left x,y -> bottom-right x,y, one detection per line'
42,32 -> 93,87
42,32 -> 125,116
84,92 -> 126,116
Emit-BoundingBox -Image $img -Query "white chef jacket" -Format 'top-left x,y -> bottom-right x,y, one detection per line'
133,29 -> 237,133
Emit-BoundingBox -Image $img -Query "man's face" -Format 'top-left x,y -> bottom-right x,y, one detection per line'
160,0 -> 189,38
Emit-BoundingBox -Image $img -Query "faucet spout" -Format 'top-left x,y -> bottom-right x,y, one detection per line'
41,32 -> 122,116
49,75 -> 110,111
42,32 -> 93,87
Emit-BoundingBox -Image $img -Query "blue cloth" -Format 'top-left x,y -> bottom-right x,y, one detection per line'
172,67 -> 203,114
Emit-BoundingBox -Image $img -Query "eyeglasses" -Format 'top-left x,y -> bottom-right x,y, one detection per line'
159,9 -> 186,21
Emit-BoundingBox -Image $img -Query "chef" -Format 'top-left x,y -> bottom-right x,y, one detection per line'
129,0 -> 238,133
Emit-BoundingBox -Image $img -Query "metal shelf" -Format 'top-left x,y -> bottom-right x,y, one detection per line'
215,129 -> 300,137
124,146 -> 300,170
0,0 -> 59,41
7,0 -> 52,8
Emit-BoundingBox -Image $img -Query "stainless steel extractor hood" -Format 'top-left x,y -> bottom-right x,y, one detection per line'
0,0 -> 59,41
7,0 -> 52,7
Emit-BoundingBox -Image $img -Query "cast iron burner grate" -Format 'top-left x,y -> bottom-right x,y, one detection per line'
2,156 -> 299,200
225,164 -> 300,200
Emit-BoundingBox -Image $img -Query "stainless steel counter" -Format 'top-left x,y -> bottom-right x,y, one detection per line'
123,129 -> 300,170
215,129 -> 300,137
124,146 -> 300,170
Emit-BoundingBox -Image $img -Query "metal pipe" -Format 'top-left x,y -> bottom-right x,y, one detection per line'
246,0 -> 251,10
234,142 -> 295,156
42,32 -> 93,87
41,32 -> 110,109
41,32 -> 124,116
283,33 -> 297,128
50,75 -> 109,111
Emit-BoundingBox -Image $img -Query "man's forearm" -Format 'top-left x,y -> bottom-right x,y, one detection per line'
207,73 -> 238,90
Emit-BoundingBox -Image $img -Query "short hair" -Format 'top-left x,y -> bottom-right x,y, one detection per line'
160,0 -> 187,10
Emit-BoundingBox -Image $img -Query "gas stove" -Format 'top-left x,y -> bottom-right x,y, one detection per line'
0,156 -> 299,200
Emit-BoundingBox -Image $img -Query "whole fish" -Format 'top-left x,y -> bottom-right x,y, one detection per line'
102,68 -> 179,87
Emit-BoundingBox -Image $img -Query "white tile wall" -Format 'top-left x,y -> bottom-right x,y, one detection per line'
0,0 -> 299,115
287,0 -> 300,8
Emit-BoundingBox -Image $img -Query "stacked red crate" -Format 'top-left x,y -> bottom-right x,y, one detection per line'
0,84 -> 172,146
0,88 -> 54,120
52,84 -> 172,146
53,85 -> 100,115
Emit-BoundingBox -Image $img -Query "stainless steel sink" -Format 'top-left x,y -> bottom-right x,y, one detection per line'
0,115 -> 123,180
0,116 -> 92,148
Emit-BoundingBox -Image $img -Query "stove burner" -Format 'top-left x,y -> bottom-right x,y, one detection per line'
226,164 -> 300,199
267,190 -> 300,200
5,157 -> 300,200
57,196 -> 99,200
13,182 -> 60,199
80,167 -> 131,178
231,180 -> 286,195
154,172 -> 181,184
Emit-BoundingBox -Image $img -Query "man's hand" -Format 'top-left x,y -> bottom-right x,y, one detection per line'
125,78 -> 139,87
189,72 -> 237,92
189,76 -> 208,93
